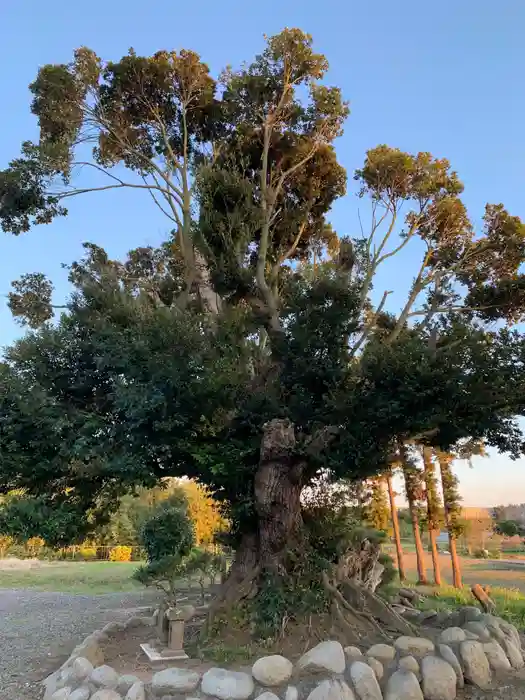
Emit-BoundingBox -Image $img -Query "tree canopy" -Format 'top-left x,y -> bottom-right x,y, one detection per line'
493,519 -> 525,538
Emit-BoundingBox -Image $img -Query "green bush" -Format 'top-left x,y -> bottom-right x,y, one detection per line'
140,498 -> 194,563
0,495 -> 91,547
183,548 -> 228,602
132,498 -> 195,601
302,481 -> 363,562
303,481 -> 395,589
473,548 -> 500,559
378,552 -> 397,587
2,543 -> 27,559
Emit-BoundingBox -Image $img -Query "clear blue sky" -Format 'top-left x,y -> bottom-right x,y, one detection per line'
1,0 -> 524,506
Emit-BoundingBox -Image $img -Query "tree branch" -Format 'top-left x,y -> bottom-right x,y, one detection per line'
59,160 -> 182,207
373,204 -> 398,260
357,207 -> 398,313
256,119 -> 281,331
141,175 -> 180,226
349,290 -> 391,357
375,217 -> 419,266
271,144 -> 319,211
407,303 -> 503,318
148,171 -> 184,229
52,182 -> 165,199
271,215 -> 310,280
90,102 -> 184,204
387,247 -> 432,344
416,272 -> 443,332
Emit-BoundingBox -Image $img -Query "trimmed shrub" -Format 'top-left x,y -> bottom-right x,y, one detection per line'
140,498 -> 194,563
109,545 -> 132,562
78,546 -> 97,561
133,497 -> 195,601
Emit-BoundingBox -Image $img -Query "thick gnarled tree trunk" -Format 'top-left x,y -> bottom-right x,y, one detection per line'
254,418 -> 305,570
214,419 -> 418,644
222,419 -> 305,599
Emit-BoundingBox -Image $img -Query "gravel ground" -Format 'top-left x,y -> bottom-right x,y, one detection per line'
0,588 -> 159,700
462,670 -> 525,700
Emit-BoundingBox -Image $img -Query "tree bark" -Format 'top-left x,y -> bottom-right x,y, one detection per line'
400,447 -> 428,585
422,446 -> 442,586
254,418 -> 304,570
428,529 -> 442,586
227,532 -> 259,580
448,535 -> 462,589
194,249 -> 222,315
386,472 -> 406,582
438,454 -> 463,588
225,418 -> 305,592
409,500 -> 428,585
215,421 -> 413,642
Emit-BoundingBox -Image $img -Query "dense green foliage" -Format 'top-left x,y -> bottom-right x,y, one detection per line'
436,451 -> 465,539
494,520 -> 525,538
421,448 -> 443,534
139,497 -> 195,563
132,497 -> 195,598
0,494 -> 90,547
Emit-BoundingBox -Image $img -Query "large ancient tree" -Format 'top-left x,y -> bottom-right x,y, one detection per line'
2,29 -> 525,639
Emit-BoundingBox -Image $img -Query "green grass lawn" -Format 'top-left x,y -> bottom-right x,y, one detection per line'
0,561 -> 144,595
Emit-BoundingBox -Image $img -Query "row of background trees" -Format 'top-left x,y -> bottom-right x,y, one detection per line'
365,453 -> 525,590
0,478 -> 228,561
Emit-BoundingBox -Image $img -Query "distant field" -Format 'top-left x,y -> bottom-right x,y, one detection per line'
396,551 -> 525,593
0,561 -> 142,595
1,550 -> 524,597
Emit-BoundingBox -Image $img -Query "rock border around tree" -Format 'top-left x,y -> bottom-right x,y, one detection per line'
43,605 -> 524,700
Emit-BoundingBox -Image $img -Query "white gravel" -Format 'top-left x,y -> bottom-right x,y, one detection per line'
0,588 -> 158,700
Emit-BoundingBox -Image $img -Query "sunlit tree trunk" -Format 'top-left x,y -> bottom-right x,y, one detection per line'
437,451 -> 463,588
400,445 -> 428,585
386,471 -> 406,581
422,446 -> 442,586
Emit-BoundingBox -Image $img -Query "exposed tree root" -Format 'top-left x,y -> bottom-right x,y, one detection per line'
321,569 -> 418,645
203,529 -> 417,648
341,579 -> 417,636
323,571 -> 391,644
204,565 -> 260,637
471,583 -> 496,614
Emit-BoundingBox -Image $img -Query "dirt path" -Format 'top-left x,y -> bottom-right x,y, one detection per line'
0,588 -> 159,700
462,667 -> 525,699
